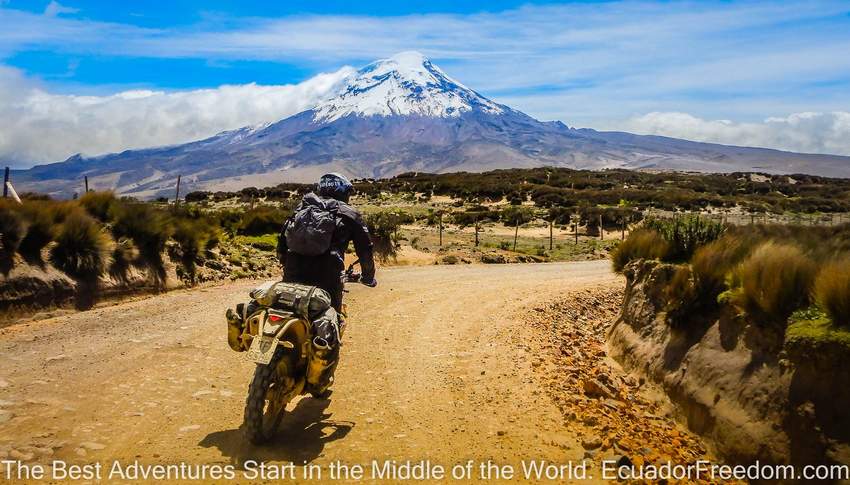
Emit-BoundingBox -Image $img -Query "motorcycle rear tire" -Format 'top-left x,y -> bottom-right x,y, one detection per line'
242,349 -> 289,444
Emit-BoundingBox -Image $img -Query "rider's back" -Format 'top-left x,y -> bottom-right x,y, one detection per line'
277,192 -> 375,310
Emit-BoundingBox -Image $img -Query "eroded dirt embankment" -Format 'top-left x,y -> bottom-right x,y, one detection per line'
606,260 -> 850,474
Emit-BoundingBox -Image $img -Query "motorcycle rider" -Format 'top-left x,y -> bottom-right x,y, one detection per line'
277,173 -> 377,307
276,173 -> 376,396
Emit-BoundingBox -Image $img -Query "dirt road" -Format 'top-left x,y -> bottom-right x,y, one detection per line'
0,262 -> 624,483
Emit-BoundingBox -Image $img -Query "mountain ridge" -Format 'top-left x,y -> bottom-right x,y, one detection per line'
12,52 -> 850,198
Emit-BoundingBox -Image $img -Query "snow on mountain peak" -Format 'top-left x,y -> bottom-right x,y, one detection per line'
312,51 -> 504,123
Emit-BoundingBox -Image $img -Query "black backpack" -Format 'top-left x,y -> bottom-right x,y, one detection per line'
285,195 -> 339,256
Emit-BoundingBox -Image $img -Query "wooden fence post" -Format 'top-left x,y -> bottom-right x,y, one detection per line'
513,219 -> 519,251
599,214 -> 604,240
549,218 -> 553,250
474,218 -> 479,247
174,175 -> 181,205
439,212 -> 443,247
84,175 -> 89,193
3,167 -> 8,198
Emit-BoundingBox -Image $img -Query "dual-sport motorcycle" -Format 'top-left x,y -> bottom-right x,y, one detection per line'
228,261 -> 365,444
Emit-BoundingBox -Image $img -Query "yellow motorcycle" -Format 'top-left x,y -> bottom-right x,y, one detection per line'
229,262 -> 362,444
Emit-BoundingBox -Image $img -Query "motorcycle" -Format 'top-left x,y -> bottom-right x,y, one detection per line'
236,261 -> 365,444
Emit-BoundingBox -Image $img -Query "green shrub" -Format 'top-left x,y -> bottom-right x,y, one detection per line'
813,257 -> 850,327
213,209 -> 244,235
0,203 -> 26,275
451,208 -> 499,227
664,265 -> 698,326
79,191 -> 117,222
49,212 -> 110,309
425,210 -> 443,227
171,217 -> 219,285
644,215 -> 726,261
611,229 -> 671,273
238,206 -> 289,236
500,206 -> 535,226
722,242 -> 816,327
366,210 -> 407,262
109,237 -> 138,284
236,234 -> 277,251
442,255 -> 459,265
110,202 -> 171,287
17,201 -> 57,265
691,233 -> 757,299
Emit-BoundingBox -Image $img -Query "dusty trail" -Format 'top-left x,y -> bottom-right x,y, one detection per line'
0,262 -> 632,483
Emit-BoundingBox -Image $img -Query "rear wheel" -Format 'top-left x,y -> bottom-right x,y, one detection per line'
242,350 -> 293,444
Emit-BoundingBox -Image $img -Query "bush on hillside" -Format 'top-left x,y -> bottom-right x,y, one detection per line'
17,201 -> 57,265
721,242 -> 816,327
0,203 -> 26,276
644,215 -> 726,261
365,210 -> 410,262
451,208 -> 499,227
690,233 -> 757,301
79,191 -> 117,222
110,202 -> 172,288
238,206 -> 290,236
49,212 -> 110,309
500,206 -> 535,226
664,265 -> 699,326
611,229 -> 671,273
212,209 -> 243,235
813,257 -> 850,327
171,217 -> 219,285
108,237 -> 138,284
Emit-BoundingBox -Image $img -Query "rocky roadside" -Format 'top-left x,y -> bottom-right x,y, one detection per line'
521,286 -> 732,484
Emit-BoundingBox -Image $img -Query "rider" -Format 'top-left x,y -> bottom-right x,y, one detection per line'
276,173 -> 376,396
276,173 -> 377,307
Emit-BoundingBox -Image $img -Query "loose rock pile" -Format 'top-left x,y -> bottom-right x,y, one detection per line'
523,286 -> 730,484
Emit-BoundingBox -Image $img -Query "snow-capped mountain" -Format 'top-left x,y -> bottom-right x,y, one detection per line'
13,52 -> 850,198
313,51 -> 504,122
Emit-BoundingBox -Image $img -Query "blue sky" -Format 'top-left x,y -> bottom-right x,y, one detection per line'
1,0 -> 850,165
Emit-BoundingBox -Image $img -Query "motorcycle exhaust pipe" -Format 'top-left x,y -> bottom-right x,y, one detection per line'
306,336 -> 334,389
312,336 -> 331,350
226,307 -> 246,352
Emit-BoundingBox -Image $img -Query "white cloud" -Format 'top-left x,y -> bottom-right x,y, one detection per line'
616,111 -> 850,156
43,1 -> 78,17
0,65 -> 354,165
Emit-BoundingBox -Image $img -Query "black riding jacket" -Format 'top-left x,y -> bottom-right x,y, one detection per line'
276,193 -> 376,287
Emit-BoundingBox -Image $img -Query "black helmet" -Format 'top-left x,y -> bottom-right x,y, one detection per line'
317,173 -> 353,202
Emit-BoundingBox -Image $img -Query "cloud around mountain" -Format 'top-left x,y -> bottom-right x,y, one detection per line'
0,64 -> 354,167
617,111 -> 850,157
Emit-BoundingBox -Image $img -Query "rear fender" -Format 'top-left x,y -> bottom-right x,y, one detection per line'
273,316 -> 311,377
